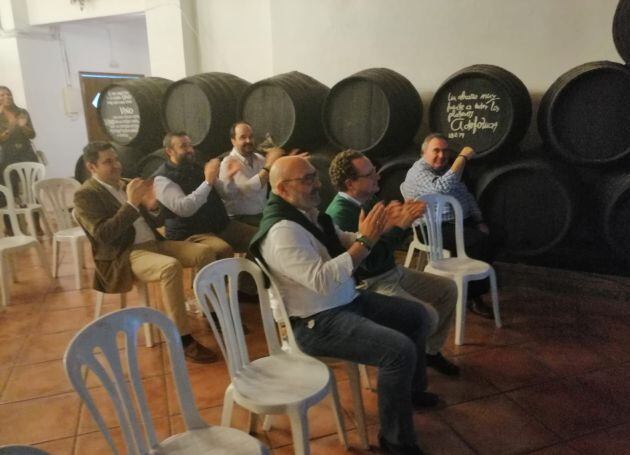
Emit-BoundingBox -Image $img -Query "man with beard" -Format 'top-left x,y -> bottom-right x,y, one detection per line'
251,155 -> 437,455
217,122 -> 284,227
401,133 -> 494,318
153,131 -> 259,258
74,141 -> 217,363
326,150 -> 459,376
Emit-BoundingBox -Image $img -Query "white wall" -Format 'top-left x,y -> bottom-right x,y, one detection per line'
25,0 -> 144,26
198,0 -> 621,146
196,0 -> 273,83
17,19 -> 150,177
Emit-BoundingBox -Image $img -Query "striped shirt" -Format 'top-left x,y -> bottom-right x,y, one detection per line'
401,157 -> 482,222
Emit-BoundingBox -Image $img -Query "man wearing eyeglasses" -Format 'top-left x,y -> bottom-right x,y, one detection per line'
326,150 -> 459,377
401,133 -> 494,319
251,156 -> 436,455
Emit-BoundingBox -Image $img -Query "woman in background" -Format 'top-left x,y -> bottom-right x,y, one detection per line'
0,86 -> 40,235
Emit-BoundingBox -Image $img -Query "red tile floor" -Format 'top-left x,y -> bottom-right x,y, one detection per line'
1,243 -> 630,454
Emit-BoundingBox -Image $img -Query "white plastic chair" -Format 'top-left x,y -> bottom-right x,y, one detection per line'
419,194 -> 501,345
34,178 -> 87,290
0,186 -> 52,309
0,445 -> 50,454
193,257 -> 348,455
400,183 -> 451,270
253,257 -> 369,450
64,307 -> 269,455
1,162 -> 52,237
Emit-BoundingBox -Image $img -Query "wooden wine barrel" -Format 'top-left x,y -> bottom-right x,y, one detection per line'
599,174 -> 630,263
614,0 -> 630,64
306,148 -> 338,210
323,68 -> 422,158
429,65 -> 531,159
162,72 -> 250,159
476,159 -> 573,256
376,153 -> 418,203
98,77 -> 172,152
239,71 -> 329,150
538,61 -> 630,165
137,148 -> 167,179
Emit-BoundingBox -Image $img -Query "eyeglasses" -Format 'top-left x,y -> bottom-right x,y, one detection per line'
355,168 -> 377,179
281,171 -> 319,185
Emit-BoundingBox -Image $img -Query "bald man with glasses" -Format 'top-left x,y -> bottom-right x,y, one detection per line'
250,156 -> 437,455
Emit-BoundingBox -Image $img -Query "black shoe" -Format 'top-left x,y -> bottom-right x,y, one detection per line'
411,391 -> 440,409
426,352 -> 460,376
379,435 -> 424,455
183,340 -> 219,363
468,296 -> 494,319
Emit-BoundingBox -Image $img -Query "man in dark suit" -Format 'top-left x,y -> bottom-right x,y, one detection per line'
74,141 -> 217,363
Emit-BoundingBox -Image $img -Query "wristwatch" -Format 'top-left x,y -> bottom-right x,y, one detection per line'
355,235 -> 374,251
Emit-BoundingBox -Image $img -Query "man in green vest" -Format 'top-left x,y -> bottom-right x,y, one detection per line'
326,150 -> 459,376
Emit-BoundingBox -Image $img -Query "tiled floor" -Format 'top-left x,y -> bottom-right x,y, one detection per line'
1,243 -> 630,454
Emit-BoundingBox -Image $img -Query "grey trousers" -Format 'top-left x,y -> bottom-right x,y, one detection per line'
359,265 -> 457,354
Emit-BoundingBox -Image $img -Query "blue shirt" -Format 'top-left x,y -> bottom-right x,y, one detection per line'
401,157 -> 482,222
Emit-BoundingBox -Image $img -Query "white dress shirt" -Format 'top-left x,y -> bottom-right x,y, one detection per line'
260,215 -> 358,318
94,177 -> 156,245
217,148 -> 268,216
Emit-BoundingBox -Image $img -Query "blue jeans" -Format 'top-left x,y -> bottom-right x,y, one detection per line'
291,291 -> 429,445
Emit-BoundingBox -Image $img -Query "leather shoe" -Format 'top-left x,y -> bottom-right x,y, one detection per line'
426,352 -> 460,376
411,391 -> 440,409
183,340 -> 218,363
468,296 -> 494,319
379,434 -> 424,455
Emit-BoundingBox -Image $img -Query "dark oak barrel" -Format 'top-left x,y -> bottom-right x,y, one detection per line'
375,152 -> 418,203
599,174 -> 630,263
162,73 -> 250,159
614,0 -> 630,64
323,68 -> 422,158
538,61 -> 630,165
137,148 -> 167,179
429,64 -> 531,159
239,71 -> 329,150
476,159 -> 573,256
97,77 -> 171,152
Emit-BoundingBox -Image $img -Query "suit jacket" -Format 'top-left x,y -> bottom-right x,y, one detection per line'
74,178 -> 163,293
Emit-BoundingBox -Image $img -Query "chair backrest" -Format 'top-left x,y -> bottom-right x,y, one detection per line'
64,307 -> 207,455
3,162 -> 46,205
193,258 -> 286,379
0,446 -> 50,454
420,193 -> 468,260
34,178 -> 81,230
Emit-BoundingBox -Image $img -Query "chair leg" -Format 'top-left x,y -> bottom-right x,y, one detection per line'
328,374 -> 348,449
70,239 -> 82,290
94,292 -> 105,319
359,364 -> 375,391
0,252 -> 9,308
38,208 -> 53,237
454,279 -> 468,346
489,270 -> 502,328
287,405 -> 310,455
34,242 -> 52,281
345,362 -> 369,449
51,239 -> 59,278
136,282 -> 154,347
25,211 -> 37,237
262,415 -> 273,432
221,388 -> 235,427
404,245 -> 416,268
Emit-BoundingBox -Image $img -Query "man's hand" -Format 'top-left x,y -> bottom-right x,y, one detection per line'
224,159 -> 241,180
477,222 -> 490,234
358,201 -> 387,243
204,158 -> 221,185
391,200 -> 426,230
126,178 -> 153,208
140,180 -> 159,210
459,146 -> 475,160
289,148 -> 310,158
264,147 -> 286,168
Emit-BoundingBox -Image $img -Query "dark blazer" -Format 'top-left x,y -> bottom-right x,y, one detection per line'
74,178 -> 162,293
